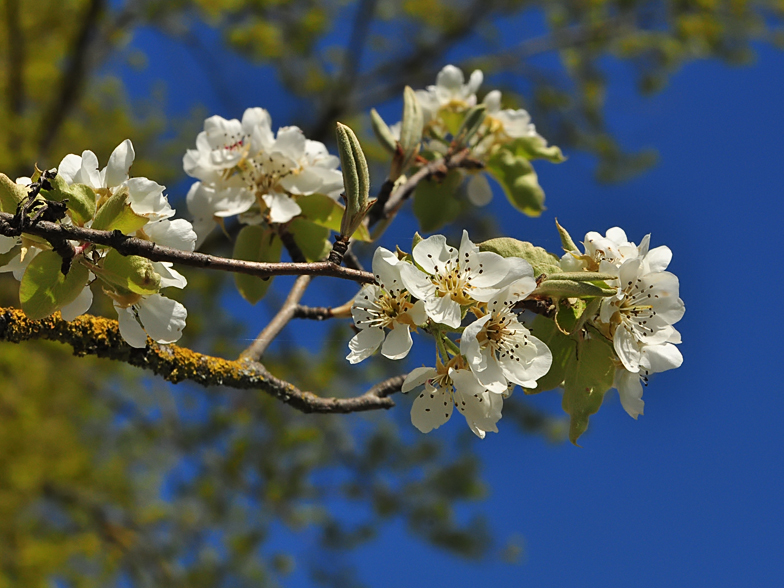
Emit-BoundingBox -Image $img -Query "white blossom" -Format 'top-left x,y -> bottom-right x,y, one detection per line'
114,293 -> 187,349
346,248 -> 426,364
614,338 -> 683,419
598,256 -> 685,374
560,227 -> 672,277
402,363 -> 503,438
482,90 -> 543,141
59,139 -> 175,221
184,108 -> 344,242
415,65 -> 483,124
399,231 -> 512,328
460,281 -> 553,393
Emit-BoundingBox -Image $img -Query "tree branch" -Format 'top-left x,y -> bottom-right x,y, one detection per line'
292,301 -> 352,321
36,0 -> 106,156
0,307 -> 403,413
0,211 -> 375,284
369,148 -> 479,226
240,274 -> 312,361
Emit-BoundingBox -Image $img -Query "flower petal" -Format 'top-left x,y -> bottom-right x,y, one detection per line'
411,386 -> 452,434
136,294 -> 187,345
60,284 -> 93,321
426,292 -> 461,328
399,263 -> 435,301
615,368 -> 644,419
372,247 -> 403,294
381,325 -> 413,360
262,192 -> 302,224
466,174 -> 493,207
402,367 -> 436,392
126,177 -> 174,220
144,219 -> 197,252
412,234 -> 451,275
115,303 -> 149,348
346,327 -> 384,364
104,140 -> 135,188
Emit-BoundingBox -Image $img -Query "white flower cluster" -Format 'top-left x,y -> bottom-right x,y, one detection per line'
561,228 -> 685,419
347,230 -> 553,438
184,108 -> 344,246
416,64 -> 544,143
1,140 -> 196,348
400,64 -> 555,206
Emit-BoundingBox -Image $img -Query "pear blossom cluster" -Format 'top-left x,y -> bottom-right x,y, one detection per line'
1,140 -> 196,348
184,108 -> 344,246
395,64 -> 557,206
561,228 -> 685,419
347,230 -> 553,438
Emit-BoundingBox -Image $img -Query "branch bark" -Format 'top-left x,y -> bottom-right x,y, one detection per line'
0,307 -> 403,414
0,211 -> 375,284
240,274 -> 312,361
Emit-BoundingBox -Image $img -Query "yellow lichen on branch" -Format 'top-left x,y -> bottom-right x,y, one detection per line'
0,307 -> 402,414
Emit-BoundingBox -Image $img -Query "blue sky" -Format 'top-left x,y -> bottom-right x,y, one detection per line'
121,12 -> 784,587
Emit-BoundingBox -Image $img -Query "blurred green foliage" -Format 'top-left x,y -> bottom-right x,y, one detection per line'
0,0 -> 781,585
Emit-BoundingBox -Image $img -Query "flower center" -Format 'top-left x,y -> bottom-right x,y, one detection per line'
430,259 -> 475,305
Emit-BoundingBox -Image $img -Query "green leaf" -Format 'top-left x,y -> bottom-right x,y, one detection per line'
43,175 -> 97,225
485,149 -> 545,217
289,218 -> 331,262
91,190 -> 147,234
534,279 -> 607,298
506,136 -> 566,163
562,335 -> 616,445
525,315 -> 573,395
369,108 -> 397,154
19,251 -> 89,320
555,218 -> 578,252
412,169 -> 462,232
478,237 -> 561,276
0,173 -> 28,213
525,314 -> 616,444
0,245 -> 20,267
296,193 -> 370,241
99,250 -> 160,295
233,225 -> 283,305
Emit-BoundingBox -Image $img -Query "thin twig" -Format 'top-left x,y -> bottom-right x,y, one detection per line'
376,148 -> 477,223
293,300 -> 353,321
240,275 -> 312,361
0,307 -> 403,413
0,212 -> 375,284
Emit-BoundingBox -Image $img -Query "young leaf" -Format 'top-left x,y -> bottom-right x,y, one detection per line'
288,218 -> 331,262
370,108 -> 397,154
478,237 -> 561,276
506,136 -> 566,163
44,175 -> 97,225
91,190 -> 147,234
524,315 -> 572,394
297,193 -> 370,241
233,225 -> 283,305
485,149 -> 545,217
561,335 -> 616,445
412,169 -> 462,232
99,250 -> 161,295
19,251 -> 90,320
555,218 -> 578,252
0,173 -> 28,213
